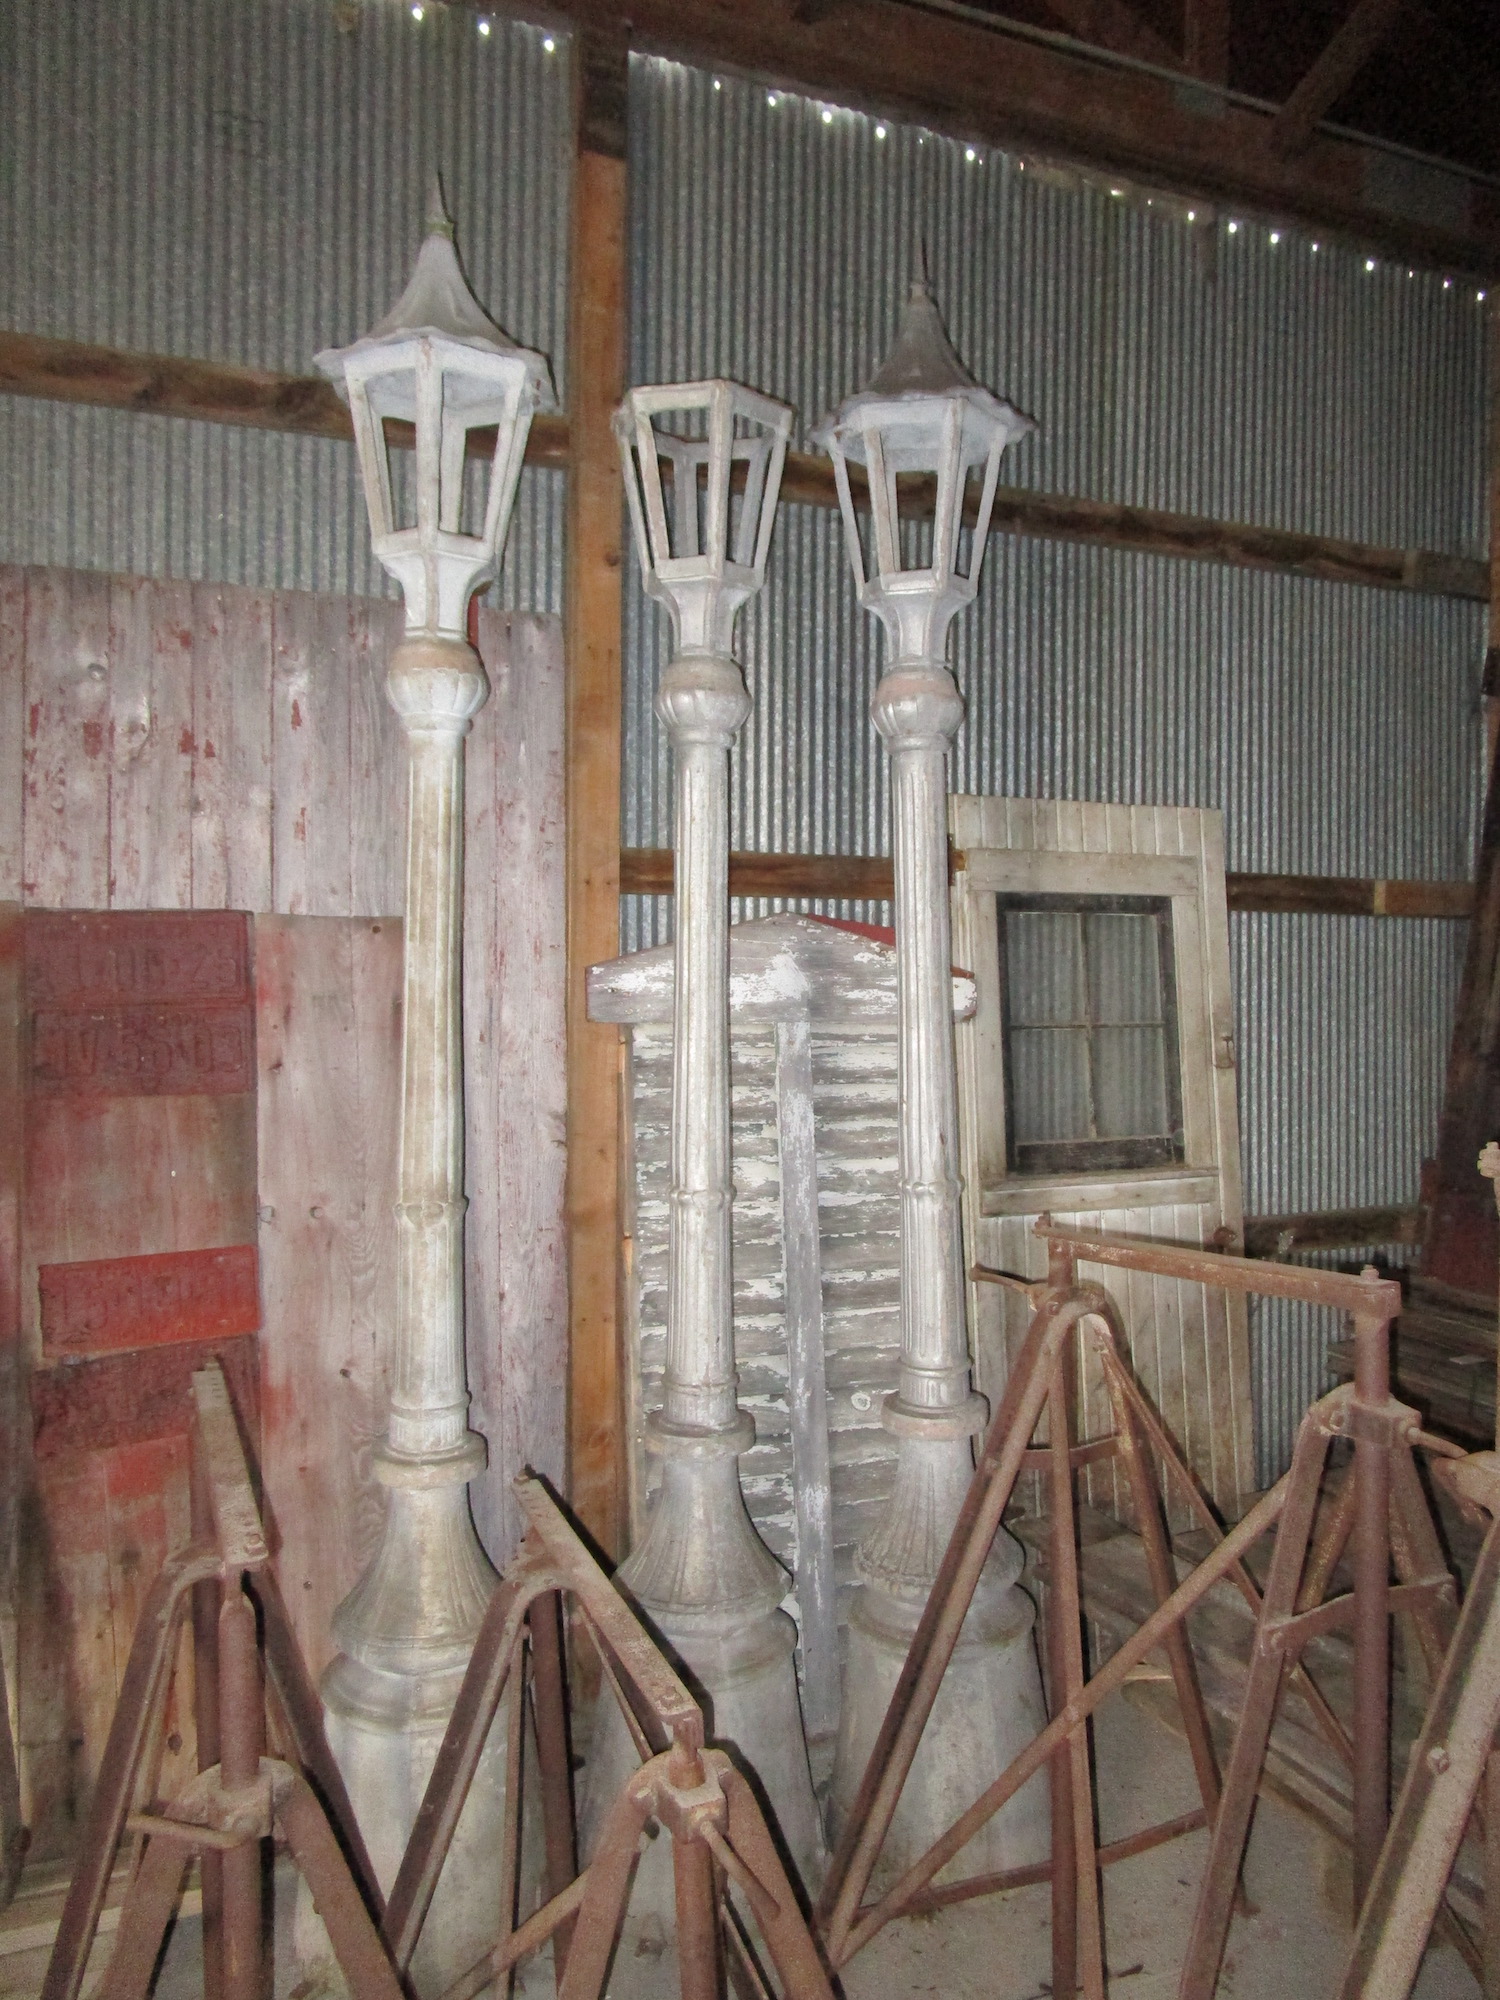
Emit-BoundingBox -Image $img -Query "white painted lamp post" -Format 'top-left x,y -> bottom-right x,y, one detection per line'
311,188 -> 554,1988
814,279 -> 1051,1880
584,380 -> 826,1904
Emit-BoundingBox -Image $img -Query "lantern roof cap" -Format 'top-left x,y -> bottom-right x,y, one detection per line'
811,279 -> 1033,459
315,178 -> 555,408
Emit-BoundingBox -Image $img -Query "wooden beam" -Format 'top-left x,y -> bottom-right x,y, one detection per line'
1268,0 -> 1408,161
621,847 -> 1475,917
474,0 -> 1500,278
1183,0 -> 1230,86
1037,0 -> 1184,73
2,331 -> 1485,604
1486,304 -> 1500,773
777,447 -> 1488,601
1225,872 -> 1473,918
1242,1204 -> 1422,1256
564,28 -> 630,1560
0,329 -> 572,468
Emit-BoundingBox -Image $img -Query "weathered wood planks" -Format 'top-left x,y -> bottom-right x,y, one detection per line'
467,609 -> 569,1564
0,566 -> 408,920
254,915 -> 401,1683
0,570 -> 570,1848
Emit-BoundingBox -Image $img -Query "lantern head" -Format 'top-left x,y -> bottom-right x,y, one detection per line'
812,279 -> 1034,658
615,380 -> 793,656
317,182 -> 555,640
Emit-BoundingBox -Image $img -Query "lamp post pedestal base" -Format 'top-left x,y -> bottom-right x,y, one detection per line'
829,1426 -> 1050,1888
294,1474 -> 520,1997
582,1433 -> 826,1917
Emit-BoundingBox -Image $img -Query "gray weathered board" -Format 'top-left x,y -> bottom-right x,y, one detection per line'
591,914 -> 976,1749
0,564 -> 567,1685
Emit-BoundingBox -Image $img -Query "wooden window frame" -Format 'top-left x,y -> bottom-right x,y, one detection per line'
962,847 -> 1226,1218
996,889 -> 1186,1179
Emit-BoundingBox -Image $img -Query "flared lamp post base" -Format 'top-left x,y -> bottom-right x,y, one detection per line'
829,1430 -> 1050,1889
582,1437 -> 826,1919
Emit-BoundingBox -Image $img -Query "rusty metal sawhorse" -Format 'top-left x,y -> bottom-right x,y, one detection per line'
382,1472 -> 835,2000
41,1360 -> 397,2000
818,1220 -> 1460,2000
1337,1447 -> 1500,1998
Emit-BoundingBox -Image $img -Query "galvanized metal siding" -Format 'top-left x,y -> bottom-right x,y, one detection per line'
626,57 -> 1486,544
623,56 -> 1487,1482
0,0 -> 569,610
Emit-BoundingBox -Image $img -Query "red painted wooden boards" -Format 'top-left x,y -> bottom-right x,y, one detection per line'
27,910 -> 255,1096
38,1246 -> 259,1360
15,907 -> 260,1860
0,566 -> 405,920
0,575 -> 569,1857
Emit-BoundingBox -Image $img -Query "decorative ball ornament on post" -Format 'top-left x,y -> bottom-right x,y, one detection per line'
814,278 -> 1052,1882
308,185 -> 554,1990
582,379 -> 826,1907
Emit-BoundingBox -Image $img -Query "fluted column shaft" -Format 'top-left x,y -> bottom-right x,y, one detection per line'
659,651 -> 749,1437
877,658 -> 982,1427
384,637 -> 489,1472
830,631 -> 1048,1887
587,637 -> 825,1908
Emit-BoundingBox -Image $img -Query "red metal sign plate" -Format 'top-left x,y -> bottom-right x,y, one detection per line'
25,910 -> 250,1009
38,1244 -> 260,1361
25,911 -> 254,1098
29,1332 -> 260,1462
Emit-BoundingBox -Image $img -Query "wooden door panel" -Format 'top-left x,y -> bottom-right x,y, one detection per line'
14,910 -> 260,1860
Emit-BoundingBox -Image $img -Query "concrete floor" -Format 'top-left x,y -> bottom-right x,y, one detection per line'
1,1689 -> 1480,1998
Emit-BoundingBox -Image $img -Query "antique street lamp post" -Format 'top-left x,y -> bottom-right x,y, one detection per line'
311,188 -> 553,1988
814,279 -> 1051,1880
584,380 -> 825,1906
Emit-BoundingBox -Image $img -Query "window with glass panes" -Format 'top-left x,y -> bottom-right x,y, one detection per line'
996,893 -> 1185,1177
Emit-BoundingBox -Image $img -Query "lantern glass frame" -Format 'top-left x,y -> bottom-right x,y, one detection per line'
822,392 -> 1014,615
339,334 -> 542,634
616,380 -> 792,633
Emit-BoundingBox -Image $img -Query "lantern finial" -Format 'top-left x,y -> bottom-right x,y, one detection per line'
316,193 -> 554,403
425,169 -> 455,242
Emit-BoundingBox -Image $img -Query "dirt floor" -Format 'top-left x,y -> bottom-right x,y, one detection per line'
0,1687 -> 1479,1998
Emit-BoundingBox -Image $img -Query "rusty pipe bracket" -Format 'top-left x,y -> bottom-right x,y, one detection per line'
646,1748 -> 730,1847
1260,1578 -> 1458,1659
970,1263 -> 1053,1305
1336,1395 -> 1424,1447
1435,1450 -> 1500,1521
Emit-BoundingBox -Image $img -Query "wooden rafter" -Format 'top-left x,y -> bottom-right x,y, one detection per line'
1183,0 -> 1230,85
465,0 -> 1498,276
1268,0 -> 1408,160
1038,0 -> 1184,72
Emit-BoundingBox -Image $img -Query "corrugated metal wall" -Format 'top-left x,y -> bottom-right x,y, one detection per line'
621,56 -> 1487,1482
0,11 -> 1486,1481
0,0 -> 569,610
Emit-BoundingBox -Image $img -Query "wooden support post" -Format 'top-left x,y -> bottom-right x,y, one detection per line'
565,28 -> 630,1558
1183,0 -> 1229,85
1486,303 -> 1500,781
1268,0 -> 1407,160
